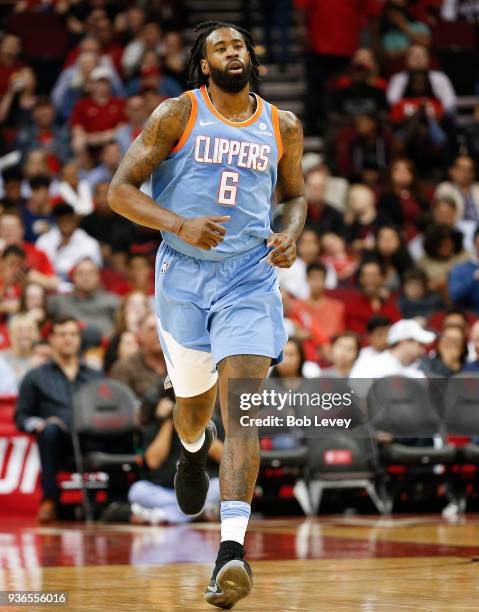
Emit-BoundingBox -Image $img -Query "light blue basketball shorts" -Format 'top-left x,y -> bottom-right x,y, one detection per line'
155,240 -> 287,398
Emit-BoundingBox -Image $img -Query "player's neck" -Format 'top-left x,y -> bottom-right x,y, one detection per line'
206,82 -> 255,122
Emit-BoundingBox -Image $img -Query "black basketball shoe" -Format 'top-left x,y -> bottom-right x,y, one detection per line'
174,420 -> 217,515
204,541 -> 253,609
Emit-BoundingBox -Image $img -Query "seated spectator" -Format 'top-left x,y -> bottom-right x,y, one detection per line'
277,228 -> 336,300
321,332 -> 360,377
19,282 -> 49,331
420,324 -> 467,376
114,290 -> 151,335
391,70 -> 448,179
387,44 -> 456,113
53,45 -> 124,121
21,175 -> 54,243
129,384 -> 222,525
126,253 -> 155,296
270,337 -> 319,380
48,258 -> 119,338
14,97 -> 70,170
88,12 -> 124,75
70,67 -> 126,154
349,319 -> 435,396
0,34 -> 24,98
86,142 -> 122,188
0,245 -> 27,317
116,95 -> 147,154
57,162 -> 94,216
320,231 -> 358,284
398,268 -> 445,320
377,157 -> 430,241
103,330 -> 139,375
0,66 -> 37,128
37,204 -> 102,279
1,313 -> 39,384
15,316 -> 102,522
81,181 -> 131,265
335,114 -> 394,182
125,49 -> 182,99
110,311 -> 167,399
161,31 -> 188,89
372,224 -> 414,291
408,195 -> 462,260
345,258 -> 401,335
21,150 -> 59,199
463,320 -> 479,372
304,166 -> 345,237
417,224 -> 469,298
435,155 -> 479,223
355,315 -> 392,364
333,47 -> 387,91
289,262 -> 345,363
380,1 -> 431,58
329,58 -> 388,125
0,211 -> 58,291
122,22 -> 163,78
0,167 -> 25,211
448,227 -> 479,313
345,184 -> 388,252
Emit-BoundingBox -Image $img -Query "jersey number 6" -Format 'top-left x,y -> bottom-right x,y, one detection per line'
218,170 -> 239,206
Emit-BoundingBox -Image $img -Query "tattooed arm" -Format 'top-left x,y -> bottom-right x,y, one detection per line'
267,110 -> 306,268
108,94 -> 229,250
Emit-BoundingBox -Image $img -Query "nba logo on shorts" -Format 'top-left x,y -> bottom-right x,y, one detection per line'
160,260 -> 170,274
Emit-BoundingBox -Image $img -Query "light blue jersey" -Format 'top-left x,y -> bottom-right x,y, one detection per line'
151,85 -> 283,260
153,86 -> 288,396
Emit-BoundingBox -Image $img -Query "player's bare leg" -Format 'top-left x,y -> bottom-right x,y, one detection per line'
173,384 -> 218,515
205,354 -> 270,609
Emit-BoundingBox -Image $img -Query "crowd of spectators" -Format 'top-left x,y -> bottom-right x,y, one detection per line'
0,0 -> 478,522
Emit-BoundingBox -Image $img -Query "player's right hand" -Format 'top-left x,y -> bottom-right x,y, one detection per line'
177,215 -> 229,250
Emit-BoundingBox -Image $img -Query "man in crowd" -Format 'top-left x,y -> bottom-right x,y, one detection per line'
435,155 -> 479,223
349,318 -> 435,396
37,203 -> 102,279
345,258 -> 401,334
448,226 -> 479,313
0,211 -> 59,290
304,166 -> 345,237
48,257 -> 119,338
110,311 -> 167,399
15,316 -> 102,522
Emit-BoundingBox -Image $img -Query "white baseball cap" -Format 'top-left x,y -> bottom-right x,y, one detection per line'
90,66 -> 112,82
387,319 -> 436,346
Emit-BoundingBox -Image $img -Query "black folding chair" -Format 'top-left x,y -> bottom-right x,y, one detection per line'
71,378 -> 140,522
367,376 -> 457,512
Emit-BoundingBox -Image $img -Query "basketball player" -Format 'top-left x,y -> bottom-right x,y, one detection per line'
108,22 -> 306,608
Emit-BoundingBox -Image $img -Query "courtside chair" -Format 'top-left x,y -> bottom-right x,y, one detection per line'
72,378 -> 140,522
367,376 -> 456,513
444,372 -> 479,511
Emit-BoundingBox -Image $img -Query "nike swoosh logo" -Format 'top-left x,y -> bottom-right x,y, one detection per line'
208,584 -> 218,593
200,120 -> 218,126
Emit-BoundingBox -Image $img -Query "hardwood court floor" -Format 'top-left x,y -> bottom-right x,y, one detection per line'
1,515 -> 479,611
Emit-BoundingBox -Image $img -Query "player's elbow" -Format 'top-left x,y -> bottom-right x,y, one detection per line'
107,181 -> 123,213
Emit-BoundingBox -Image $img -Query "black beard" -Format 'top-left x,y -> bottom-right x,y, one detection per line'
209,62 -> 252,93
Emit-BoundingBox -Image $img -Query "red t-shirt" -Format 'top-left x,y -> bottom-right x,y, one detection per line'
22,241 -> 54,276
294,0 -> 382,56
70,96 -> 126,133
345,292 -> 401,335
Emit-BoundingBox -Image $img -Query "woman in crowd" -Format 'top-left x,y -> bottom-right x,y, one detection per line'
373,224 -> 414,291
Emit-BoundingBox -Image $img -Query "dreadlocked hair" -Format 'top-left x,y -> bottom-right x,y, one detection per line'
187,21 -> 260,89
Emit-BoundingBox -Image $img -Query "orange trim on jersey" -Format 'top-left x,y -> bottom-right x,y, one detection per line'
171,91 -> 198,154
200,85 -> 263,127
271,105 -> 284,161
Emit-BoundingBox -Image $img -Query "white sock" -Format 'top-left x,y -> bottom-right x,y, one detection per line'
180,431 -> 205,453
220,501 -> 251,545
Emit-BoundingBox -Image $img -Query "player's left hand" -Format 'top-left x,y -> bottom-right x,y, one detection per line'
266,233 -> 297,268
